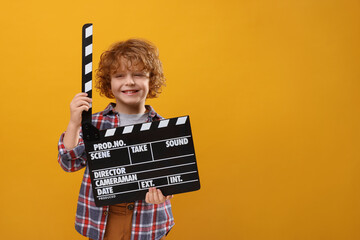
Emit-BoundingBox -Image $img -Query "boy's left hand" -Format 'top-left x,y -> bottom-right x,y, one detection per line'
145,187 -> 173,204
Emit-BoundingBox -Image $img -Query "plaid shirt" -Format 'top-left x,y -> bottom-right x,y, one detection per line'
58,103 -> 175,240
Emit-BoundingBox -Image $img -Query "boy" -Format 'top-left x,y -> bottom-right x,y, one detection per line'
58,39 -> 174,240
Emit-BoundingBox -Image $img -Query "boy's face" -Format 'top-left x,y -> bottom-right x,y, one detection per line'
110,57 -> 150,113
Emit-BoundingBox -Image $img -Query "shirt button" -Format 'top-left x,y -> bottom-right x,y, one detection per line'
127,204 -> 134,210
103,211 -> 108,216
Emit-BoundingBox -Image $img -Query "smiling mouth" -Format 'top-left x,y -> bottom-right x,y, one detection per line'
122,90 -> 139,94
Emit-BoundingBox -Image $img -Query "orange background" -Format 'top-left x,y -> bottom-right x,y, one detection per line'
1,0 -> 360,239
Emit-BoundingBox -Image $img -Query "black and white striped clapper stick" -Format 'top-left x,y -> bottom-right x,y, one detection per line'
79,24 -> 200,206
81,24 -> 99,141
82,23 -> 93,124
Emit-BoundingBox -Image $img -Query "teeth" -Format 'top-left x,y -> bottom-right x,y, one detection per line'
124,90 -> 136,93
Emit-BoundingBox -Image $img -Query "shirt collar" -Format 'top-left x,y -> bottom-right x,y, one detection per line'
103,103 -> 162,120
102,103 -> 117,116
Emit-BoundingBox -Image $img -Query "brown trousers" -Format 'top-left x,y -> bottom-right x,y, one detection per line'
89,203 -> 166,240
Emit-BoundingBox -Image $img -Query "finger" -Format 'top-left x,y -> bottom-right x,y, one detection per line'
78,105 -> 90,112
147,188 -> 155,203
74,93 -> 87,99
145,192 -> 150,203
157,189 -> 166,203
74,92 -> 88,98
152,188 -> 161,203
165,195 -> 173,200
72,93 -> 88,102
72,97 -> 92,105
72,100 -> 91,109
151,187 -> 159,203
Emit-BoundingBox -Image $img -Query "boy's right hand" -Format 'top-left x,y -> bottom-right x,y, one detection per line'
69,93 -> 92,128
63,93 -> 92,150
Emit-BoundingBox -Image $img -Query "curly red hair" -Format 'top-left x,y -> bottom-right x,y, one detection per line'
96,39 -> 166,99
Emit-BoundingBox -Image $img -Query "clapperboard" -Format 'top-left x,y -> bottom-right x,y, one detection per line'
80,24 -> 200,206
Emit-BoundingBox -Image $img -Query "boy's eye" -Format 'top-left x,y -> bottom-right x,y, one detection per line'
113,72 -> 148,78
133,73 -> 147,77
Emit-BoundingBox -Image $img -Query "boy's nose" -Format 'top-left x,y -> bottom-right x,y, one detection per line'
124,74 -> 135,85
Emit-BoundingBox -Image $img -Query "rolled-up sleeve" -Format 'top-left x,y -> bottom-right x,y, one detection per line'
57,131 -> 87,172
